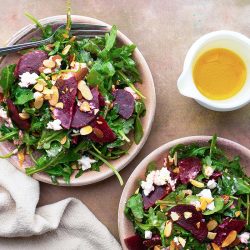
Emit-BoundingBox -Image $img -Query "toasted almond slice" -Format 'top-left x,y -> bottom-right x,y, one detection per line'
153,246 -> 161,250
49,86 -> 59,106
170,212 -> 180,221
196,222 -> 201,229
19,112 -> 30,120
52,74 -> 59,81
62,45 -> 71,55
93,127 -> 104,138
168,155 -> 174,165
235,211 -> 241,217
207,220 -> 218,231
221,230 -> 237,247
199,198 -> 208,211
178,237 -> 186,248
18,150 -> 25,168
55,102 -> 64,109
80,126 -> 93,136
190,179 -> 205,188
43,87 -> 54,95
211,243 -> 221,250
43,59 -> 56,68
94,109 -> 99,115
34,83 -> 44,92
34,97 -> 44,109
77,80 -> 93,100
184,211 -> 192,219
51,55 -> 62,62
44,94 -> 52,100
173,152 -> 178,166
207,232 -> 217,240
169,240 -> 176,250
164,220 -> 173,238
37,78 -> 47,86
173,167 -> 179,174
80,101 -> 91,112
60,136 -> 67,145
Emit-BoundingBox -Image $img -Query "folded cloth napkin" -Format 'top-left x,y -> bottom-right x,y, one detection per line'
0,159 -> 121,250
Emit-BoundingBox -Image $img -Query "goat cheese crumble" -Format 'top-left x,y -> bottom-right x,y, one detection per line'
46,119 -> 63,130
78,155 -> 96,171
18,72 -> 39,88
207,179 -> 217,189
141,167 -> 176,196
239,232 -> 250,244
144,230 -> 152,239
0,106 -> 8,120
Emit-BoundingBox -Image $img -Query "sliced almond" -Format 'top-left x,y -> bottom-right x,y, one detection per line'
211,243 -> 221,250
44,94 -> 52,100
52,74 -> 59,81
221,230 -> 237,247
74,67 -> 88,81
170,212 -> 180,221
80,126 -> 93,136
43,59 -> 56,68
77,80 -> 93,100
37,78 -> 47,86
190,179 -> 205,188
173,152 -> 178,166
164,220 -> 173,238
49,86 -> 59,106
43,87 -> 54,95
55,102 -> 64,109
34,83 -> 44,92
172,167 -> 179,174
170,240 -> 176,250
168,155 -> 174,165
153,246 -> 161,250
51,55 -> 62,62
207,220 -> 218,231
18,150 -> 25,168
80,101 -> 91,112
19,112 -> 30,120
93,127 -> 104,138
184,211 -> 192,219
34,97 -> 44,109
178,237 -> 186,248
196,222 -> 201,229
62,44 -> 71,55
207,232 -> 217,240
199,198 -> 208,211
94,109 -> 99,115
60,136 -> 67,145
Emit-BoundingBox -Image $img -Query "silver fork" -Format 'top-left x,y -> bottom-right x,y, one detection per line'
0,23 -> 108,56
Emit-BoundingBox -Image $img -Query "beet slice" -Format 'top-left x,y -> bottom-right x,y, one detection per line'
124,235 -> 146,250
178,157 -> 202,184
88,116 -> 116,143
114,89 -> 135,119
6,99 -> 30,130
14,50 -> 48,77
143,235 -> 161,248
213,218 -> 246,246
142,185 -> 172,210
89,87 -> 100,109
53,76 -> 77,129
71,107 -> 96,129
168,205 -> 208,242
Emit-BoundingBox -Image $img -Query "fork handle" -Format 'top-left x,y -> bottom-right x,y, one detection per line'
0,38 -> 50,56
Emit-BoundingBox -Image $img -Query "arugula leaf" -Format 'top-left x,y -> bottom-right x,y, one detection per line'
14,87 -> 34,105
203,197 -> 224,215
30,106 -> 51,132
125,193 -> 144,222
104,25 -> 117,51
0,64 -> 16,96
45,164 -> 73,184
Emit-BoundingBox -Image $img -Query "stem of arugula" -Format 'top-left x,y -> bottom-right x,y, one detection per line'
89,150 -> 124,186
0,150 -> 16,159
0,131 -> 18,142
247,194 -> 249,225
118,130 -> 130,142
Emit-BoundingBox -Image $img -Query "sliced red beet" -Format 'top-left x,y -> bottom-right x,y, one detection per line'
89,87 -> 100,109
6,99 -> 30,130
178,157 -> 202,184
124,235 -> 146,250
142,185 -> 172,210
213,218 -> 246,246
88,116 -> 116,143
14,50 -> 48,77
168,205 -> 208,242
71,136 -> 79,145
143,235 -> 161,248
71,107 -> 96,129
114,89 -> 134,119
53,76 -> 77,129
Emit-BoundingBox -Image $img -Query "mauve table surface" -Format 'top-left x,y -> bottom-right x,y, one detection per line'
1,0 -> 250,241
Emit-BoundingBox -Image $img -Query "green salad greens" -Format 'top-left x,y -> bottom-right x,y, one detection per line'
125,136 -> 250,249
0,12 -> 146,185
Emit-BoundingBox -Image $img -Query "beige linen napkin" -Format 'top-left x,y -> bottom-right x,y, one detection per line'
0,159 -> 121,250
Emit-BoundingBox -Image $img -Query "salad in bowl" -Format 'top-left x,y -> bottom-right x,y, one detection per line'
0,14 -> 152,185
123,136 -> 250,249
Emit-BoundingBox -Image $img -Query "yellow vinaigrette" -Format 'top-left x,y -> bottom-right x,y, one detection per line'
193,48 -> 246,100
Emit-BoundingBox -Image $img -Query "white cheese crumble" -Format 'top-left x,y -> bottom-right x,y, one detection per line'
197,189 -> 215,210
204,165 -> 214,177
43,68 -> 52,74
0,106 -> 8,120
144,230 -> 152,239
191,200 -> 201,210
46,119 -> 63,130
141,168 -> 176,196
33,92 -> 43,99
207,179 -> 217,189
18,72 -> 39,88
239,232 -> 250,244
78,155 -> 96,171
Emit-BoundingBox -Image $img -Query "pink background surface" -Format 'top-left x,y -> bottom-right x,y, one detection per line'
1,0 -> 250,240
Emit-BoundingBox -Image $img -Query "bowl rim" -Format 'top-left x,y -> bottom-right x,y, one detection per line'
117,135 -> 250,249
1,15 -> 156,186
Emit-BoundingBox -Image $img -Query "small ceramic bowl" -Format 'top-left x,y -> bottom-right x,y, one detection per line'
118,136 -> 250,249
177,30 -> 250,111
0,15 -> 156,186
